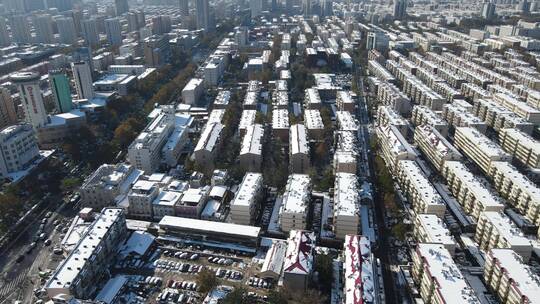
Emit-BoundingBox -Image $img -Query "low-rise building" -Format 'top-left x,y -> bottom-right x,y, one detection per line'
304,109 -> 324,139
335,111 -> 358,131
238,109 -> 257,137
343,235 -> 383,304
230,172 -> 263,225
336,90 -> 355,112
498,128 -> 540,169
414,214 -> 456,254
182,78 -> 204,105
45,208 -> 127,299
272,109 -> 289,142
411,106 -> 449,137
454,127 -> 512,174
396,160 -> 446,217
239,124 -> 264,172
304,88 -> 322,110
442,161 -> 504,220
193,123 -> 223,172
414,124 -> 462,172
279,174 -> 311,232
283,230 -> 315,291
441,103 -> 487,134
289,124 -> 310,174
376,125 -> 417,174
81,163 -> 143,210
376,106 -> 409,136
213,90 -> 231,109
476,211 -> 532,262
333,173 -> 360,239
484,249 -> 540,304
411,243 -> 480,304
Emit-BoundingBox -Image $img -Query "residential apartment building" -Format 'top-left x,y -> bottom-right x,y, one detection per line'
239,124 -> 264,172
0,124 -> 40,178
45,208 -> 127,299
182,78 -> 204,105
343,235 -> 383,304
230,172 -> 263,225
376,125 -> 417,174
376,106 -> 409,136
414,124 -> 462,172
304,88 -> 322,110
304,109 -> 324,139
498,128 -> 540,169
454,127 -> 512,174
289,124 -> 310,174
279,174 -> 311,232
283,230 -> 315,291
411,106 -> 449,137
272,109 -> 289,142
411,243 -> 479,304
80,163 -> 143,210
441,161 -> 504,220
193,122 -> 223,172
476,211 -> 532,262
334,130 -> 358,174
128,106 -> 192,173
239,110 -> 256,137
484,249 -> 540,304
395,160 -> 446,217
414,214 -> 456,254
441,103 -> 487,134
333,173 -> 360,239
336,90 -> 355,112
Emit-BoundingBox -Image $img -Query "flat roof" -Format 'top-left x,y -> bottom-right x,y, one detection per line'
272,109 -> 289,129
416,243 -> 480,303
282,174 -> 311,214
481,212 -> 532,247
232,172 -> 263,207
398,160 -> 445,206
416,214 -> 455,246
334,173 -> 360,217
159,216 -> 261,239
456,127 -> 511,159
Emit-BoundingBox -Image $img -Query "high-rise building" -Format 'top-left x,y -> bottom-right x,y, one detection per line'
33,14 -> 55,44
49,70 -> 73,113
302,0 -> 312,15
481,1 -> 496,20
10,72 -> 49,129
250,0 -> 262,17
10,15 -> 32,44
127,11 -> 143,32
393,0 -> 407,19
71,61 -> 94,100
105,17 -> 122,46
56,17 -> 77,44
0,124 -> 40,178
46,0 -> 73,12
0,17 -> 12,46
24,0 -> 45,12
196,0 -> 212,31
0,87 -> 18,128
321,0 -> 333,17
518,0 -> 530,13
151,15 -> 172,35
143,35 -> 171,67
81,18 -> 99,47
285,0 -> 293,13
114,0 -> 129,15
4,0 -> 25,13
179,0 -> 189,18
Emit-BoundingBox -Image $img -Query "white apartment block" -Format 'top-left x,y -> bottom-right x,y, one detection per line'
239,109 -> 257,137
414,124 -> 462,172
334,130 -> 357,174
181,78 -> 204,105
193,122 -> 223,172
230,172 -> 263,225
336,90 -> 355,112
411,105 -> 449,137
279,174 -> 311,232
499,128 -> 540,169
333,173 -> 360,239
376,106 -> 409,136
414,214 -> 456,254
454,127 -> 512,174
411,243 -> 480,304
304,88 -> 322,110
484,249 -> 540,304
81,163 -> 143,211
239,124 -> 264,172
493,93 -> 540,124
336,111 -> 358,131
395,160 -> 446,217
0,124 -> 39,178
442,161 -> 504,220
272,109 -> 289,142
243,91 -> 258,110
402,76 -> 446,111
475,211 -> 532,262
213,90 -> 231,109
304,109 -> 324,139
441,103 -> 487,134
343,235 -> 383,304
376,81 -> 411,114
128,179 -> 159,219
272,90 -> 289,110
45,208 -> 127,299
376,125 -> 417,174
473,98 -> 535,135
289,124 -> 310,174
368,60 -> 396,83
128,106 -> 192,173
207,109 -> 226,125
488,161 -> 540,227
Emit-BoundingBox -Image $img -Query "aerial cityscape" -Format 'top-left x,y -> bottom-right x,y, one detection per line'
0,0 -> 539,303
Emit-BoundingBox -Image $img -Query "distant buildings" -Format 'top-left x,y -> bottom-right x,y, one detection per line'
143,35 -> 171,67
196,0 -> 213,31
393,0 -> 407,19
481,1 -> 496,20
115,0 -> 129,15
105,18 -> 122,47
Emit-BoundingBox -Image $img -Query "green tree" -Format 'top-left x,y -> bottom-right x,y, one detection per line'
222,286 -> 250,304
61,177 -> 81,192
314,254 -> 333,292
